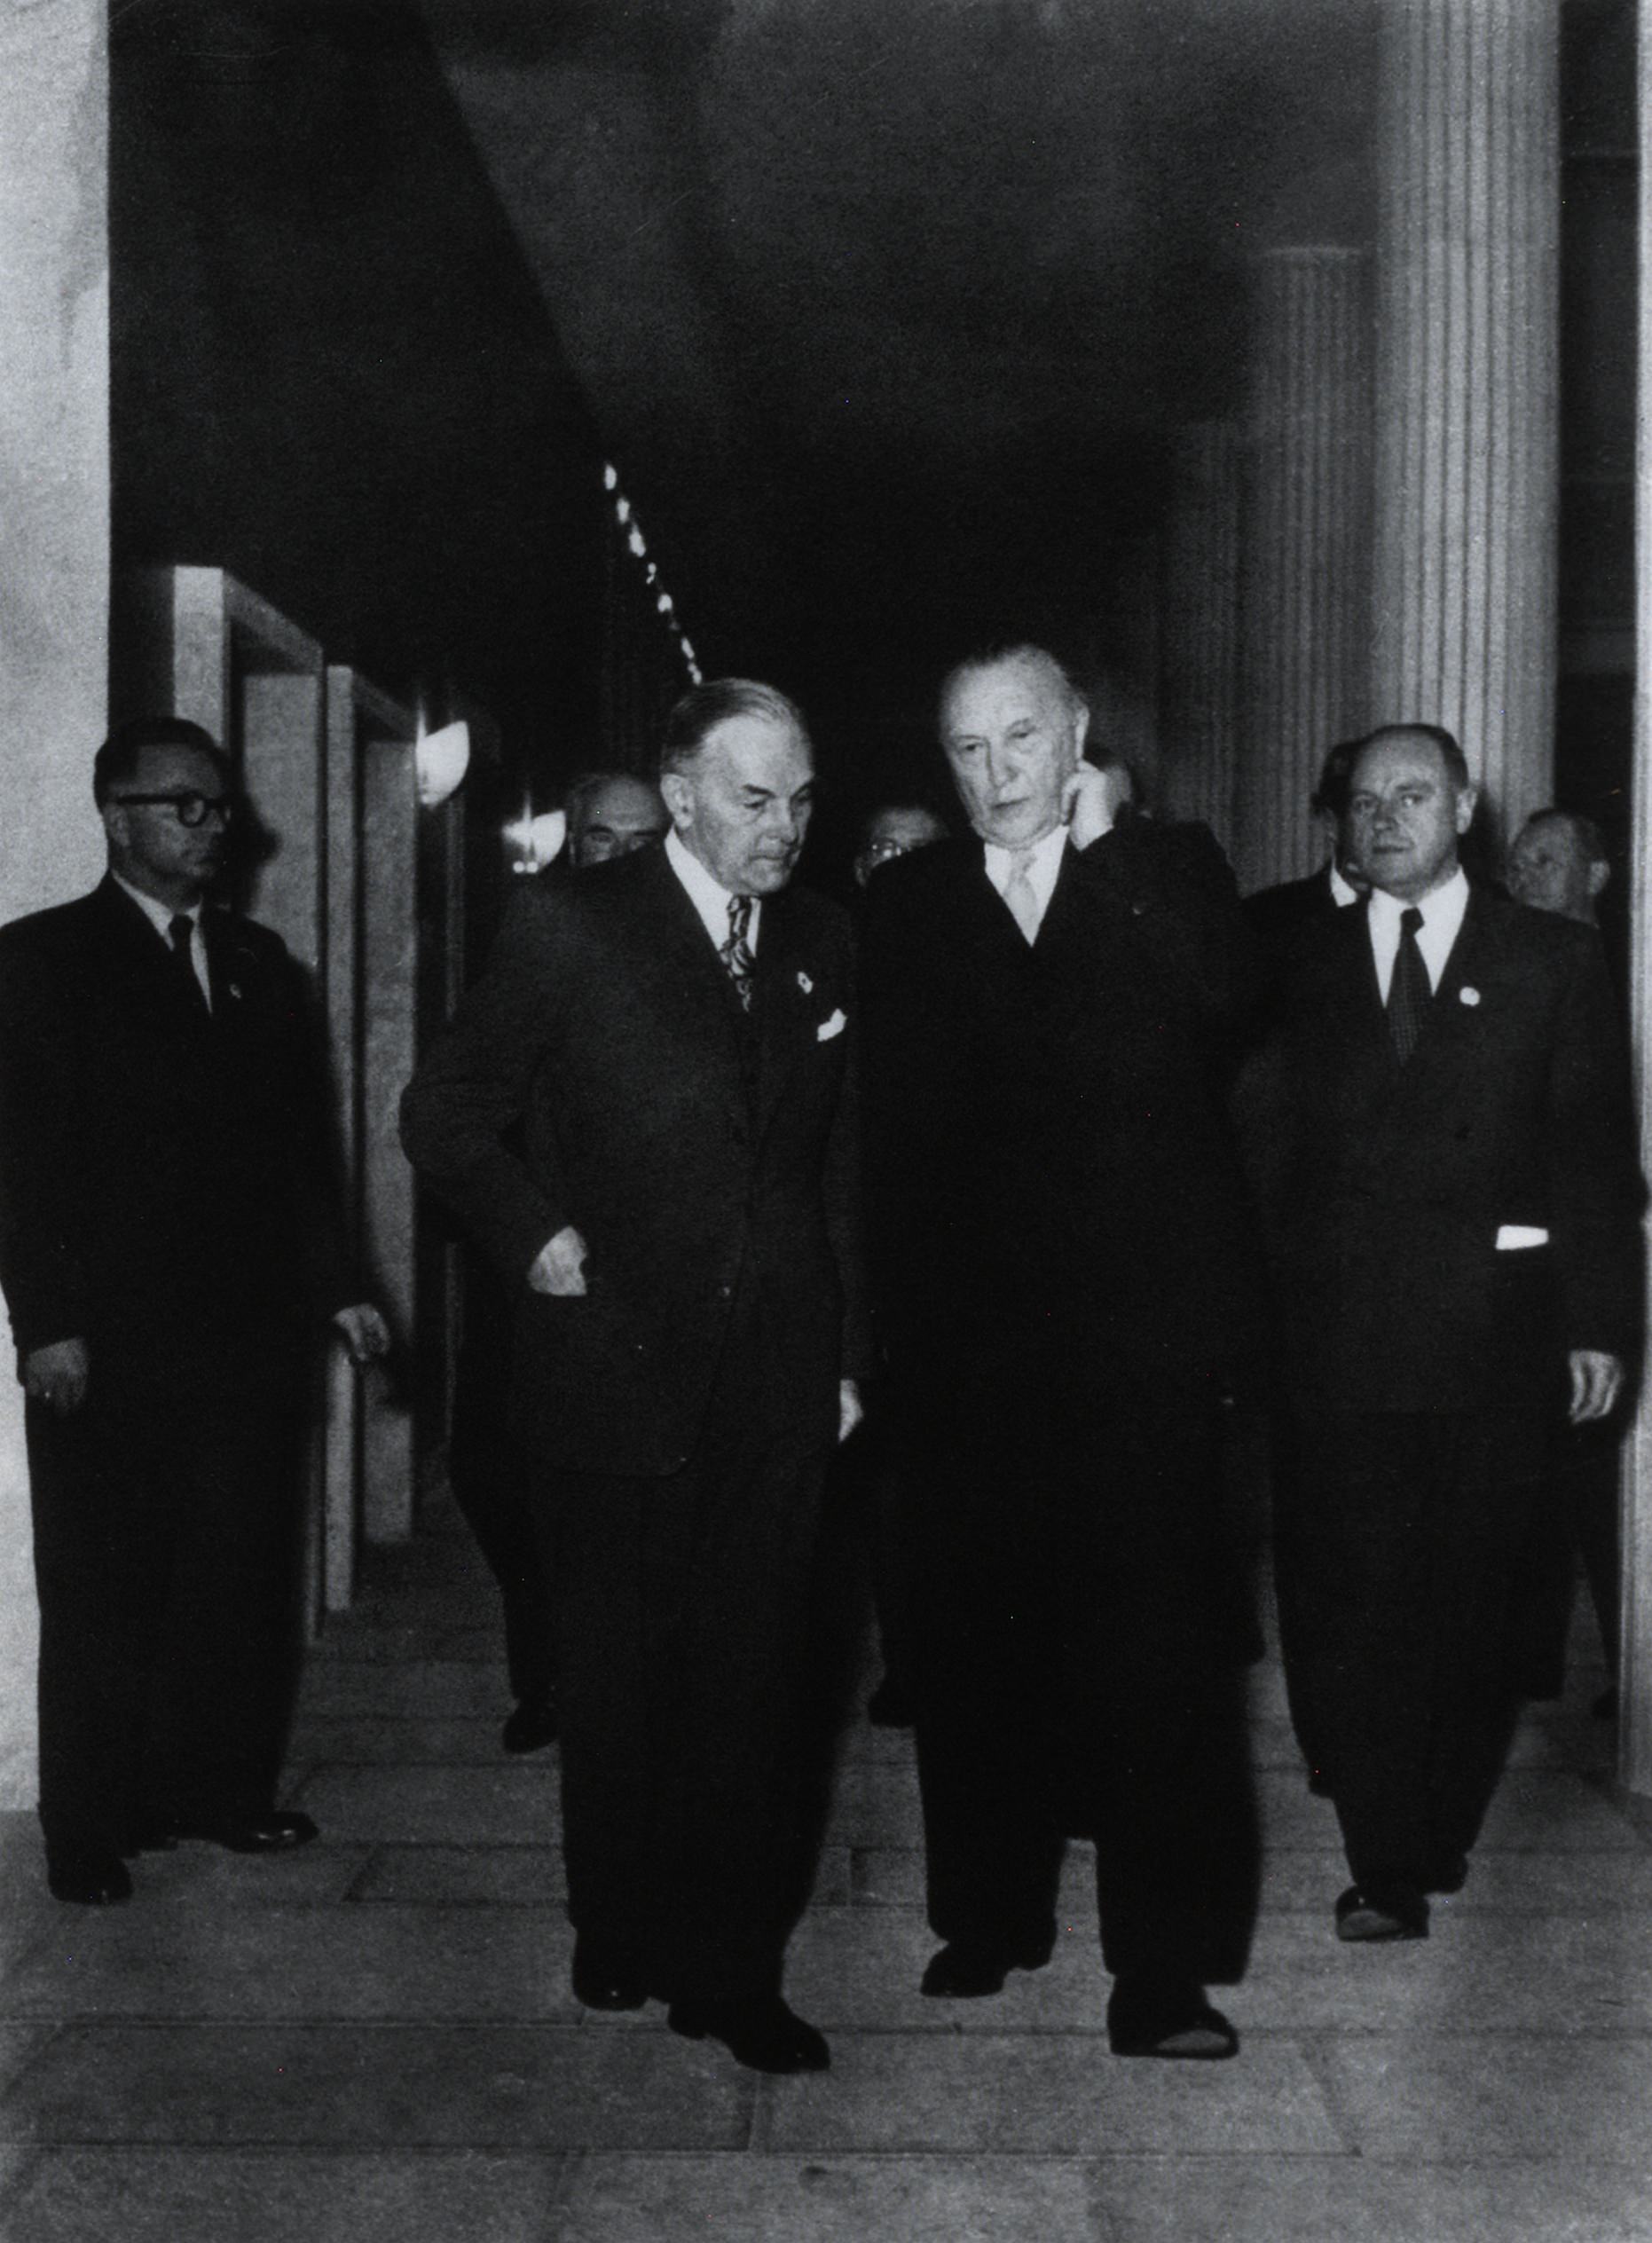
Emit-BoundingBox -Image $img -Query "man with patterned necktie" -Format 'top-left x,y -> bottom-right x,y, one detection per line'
402,679 -> 867,2076
0,716 -> 389,1909
861,643 -> 1262,2062
1235,724 -> 1642,1944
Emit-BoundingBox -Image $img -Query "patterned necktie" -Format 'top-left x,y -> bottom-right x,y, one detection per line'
1387,905 -> 1428,1063
168,913 -> 208,1014
720,893 -> 757,1011
1002,848 -> 1042,945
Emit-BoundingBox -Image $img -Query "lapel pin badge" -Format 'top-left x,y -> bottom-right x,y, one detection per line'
796,970 -> 813,995
1459,986 -> 1481,1007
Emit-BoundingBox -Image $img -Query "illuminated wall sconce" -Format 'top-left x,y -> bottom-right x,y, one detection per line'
415,719 -> 471,808
503,807 -> 567,875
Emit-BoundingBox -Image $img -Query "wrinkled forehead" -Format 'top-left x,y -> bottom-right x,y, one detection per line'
122,744 -> 227,797
1350,734 -> 1455,797
697,712 -> 814,783
584,777 -> 664,825
940,653 -> 1074,740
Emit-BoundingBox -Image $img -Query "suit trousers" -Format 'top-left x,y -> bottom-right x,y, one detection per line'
1277,1409 -> 1546,1892
901,1371 -> 1258,1986
27,1350 -> 307,1859
536,1287 -> 833,2005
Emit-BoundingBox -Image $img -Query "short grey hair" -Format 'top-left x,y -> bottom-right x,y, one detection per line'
657,679 -> 810,776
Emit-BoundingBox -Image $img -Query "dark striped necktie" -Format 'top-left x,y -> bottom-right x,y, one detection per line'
1387,905 -> 1428,1063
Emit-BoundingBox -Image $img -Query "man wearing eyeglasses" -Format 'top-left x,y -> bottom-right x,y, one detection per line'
0,714 -> 388,1907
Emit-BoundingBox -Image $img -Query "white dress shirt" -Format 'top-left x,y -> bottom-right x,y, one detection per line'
983,823 -> 1070,941
1367,865 -> 1470,1001
114,875 -> 212,1010
665,827 -> 763,957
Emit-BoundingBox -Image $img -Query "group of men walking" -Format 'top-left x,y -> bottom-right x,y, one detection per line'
0,649 -> 1639,2082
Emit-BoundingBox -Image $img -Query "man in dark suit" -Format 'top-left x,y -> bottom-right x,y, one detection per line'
0,716 -> 388,1907
860,643 -> 1259,2061
401,679 -> 867,2075
1237,724 -> 1641,1942
1242,737 -> 1368,944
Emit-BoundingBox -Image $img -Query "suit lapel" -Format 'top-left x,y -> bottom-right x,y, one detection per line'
629,846 -> 751,1118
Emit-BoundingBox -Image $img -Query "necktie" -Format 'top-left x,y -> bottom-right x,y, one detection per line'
1387,904 -> 1428,1062
720,894 -> 757,1011
168,913 -> 209,1014
1002,848 -> 1042,944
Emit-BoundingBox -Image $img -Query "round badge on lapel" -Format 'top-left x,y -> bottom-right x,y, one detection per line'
1459,986 -> 1481,1007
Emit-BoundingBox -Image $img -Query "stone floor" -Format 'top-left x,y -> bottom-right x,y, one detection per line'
2,1491 -> 1650,2241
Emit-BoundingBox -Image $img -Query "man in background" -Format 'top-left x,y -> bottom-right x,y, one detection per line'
1506,808 -> 1611,928
0,716 -> 388,1906
1243,739 -> 1368,946
448,767 -> 669,1755
853,802 -> 948,892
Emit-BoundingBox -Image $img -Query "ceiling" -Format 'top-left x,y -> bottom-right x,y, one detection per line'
419,0 -> 1378,765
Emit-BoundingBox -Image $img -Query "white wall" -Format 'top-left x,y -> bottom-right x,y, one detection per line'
0,0 -> 110,1806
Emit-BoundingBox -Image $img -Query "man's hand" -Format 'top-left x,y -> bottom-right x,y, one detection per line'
1569,1350 -> 1624,1425
23,1337 -> 90,1414
528,1225 -> 589,1297
1063,762 -> 1123,851
333,1304 -> 392,1365
838,1378 -> 864,1444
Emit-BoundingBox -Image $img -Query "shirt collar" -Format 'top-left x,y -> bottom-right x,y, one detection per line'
665,825 -> 763,954
983,822 -> 1069,893
1328,861 -> 1362,908
113,875 -> 201,943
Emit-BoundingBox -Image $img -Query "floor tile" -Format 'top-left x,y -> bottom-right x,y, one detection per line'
0,2031 -> 54,2100
1318,2034 -> 1652,2158
1239,1912 -> 1652,2033
0,2147 -> 567,2242
287,1716 -> 516,1766
823,1763 -> 924,1849
782,1909 -> 1111,2034
759,2034 -> 1338,2153
3,1905 -> 577,2023
295,1662 -> 507,1720
556,2152 -> 1099,2241
1086,2154 -> 1652,2243
1476,1772 -> 1640,1851
292,1764 -> 555,1845
1258,1845 -> 1652,1915
348,1846 -> 566,1906
1,2024 -> 751,2150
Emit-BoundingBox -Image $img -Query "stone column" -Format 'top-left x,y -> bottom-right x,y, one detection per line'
1237,247 -> 1372,895
1370,0 -> 1562,841
1618,2 -> 1652,1798
1159,424 -> 1243,852
0,0 -> 109,1809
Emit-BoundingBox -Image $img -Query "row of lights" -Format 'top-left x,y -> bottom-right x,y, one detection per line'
603,462 -> 703,685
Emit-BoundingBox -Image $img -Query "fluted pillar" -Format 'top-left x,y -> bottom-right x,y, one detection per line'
1237,248 -> 1372,893
1159,423 -> 1243,854
1371,0 -> 1561,839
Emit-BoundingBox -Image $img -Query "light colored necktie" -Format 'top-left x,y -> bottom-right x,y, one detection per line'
1002,849 -> 1042,944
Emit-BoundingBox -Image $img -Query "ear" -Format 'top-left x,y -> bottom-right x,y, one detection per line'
1071,700 -> 1091,761
658,770 -> 693,830
1588,860 -> 1611,899
1454,785 -> 1478,836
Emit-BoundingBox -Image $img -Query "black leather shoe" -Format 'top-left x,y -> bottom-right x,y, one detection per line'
1334,1883 -> 1428,1941
919,1933 -> 1054,1999
167,1811 -> 319,1853
668,1994 -> 829,2074
47,1852 -> 132,1906
501,1697 -> 559,1754
1107,1974 -> 1239,2060
571,1936 -> 649,2012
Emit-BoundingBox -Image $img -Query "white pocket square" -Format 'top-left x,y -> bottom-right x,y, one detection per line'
1495,1225 -> 1549,1250
816,1009 -> 846,1043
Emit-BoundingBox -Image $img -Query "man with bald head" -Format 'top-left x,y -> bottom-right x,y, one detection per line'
861,642 -> 1259,2060
1506,808 -> 1611,926
1237,723 -> 1641,1943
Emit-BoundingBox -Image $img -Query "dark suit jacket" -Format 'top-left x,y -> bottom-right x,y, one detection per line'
0,878 -> 350,1386
1233,887 -> 1644,1415
1243,863 -> 1341,940
859,821 -> 1260,1410
399,842 -> 869,1476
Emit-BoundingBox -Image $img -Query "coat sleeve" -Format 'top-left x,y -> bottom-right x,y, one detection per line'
1546,933 -> 1646,1365
398,885 -> 575,1288
0,928 -> 94,1356
822,920 -> 874,1382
